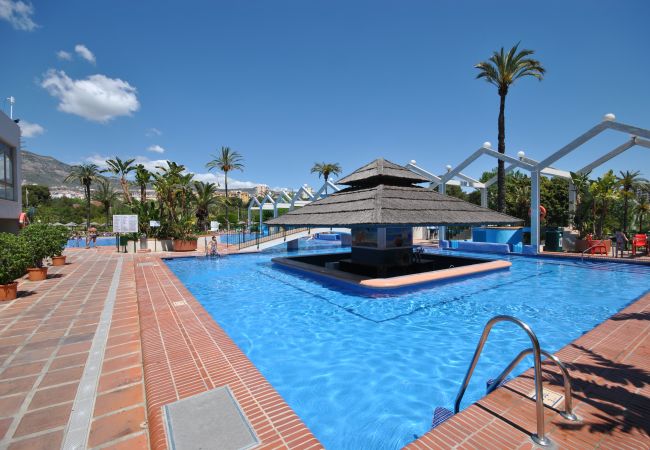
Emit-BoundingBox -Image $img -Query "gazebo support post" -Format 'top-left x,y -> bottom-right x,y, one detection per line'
480,188 -> 488,208
439,182 -> 446,242
530,169 -> 541,254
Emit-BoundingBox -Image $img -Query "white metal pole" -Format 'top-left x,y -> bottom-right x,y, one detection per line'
480,187 -> 487,208
439,181 -> 446,242
530,170 -> 541,254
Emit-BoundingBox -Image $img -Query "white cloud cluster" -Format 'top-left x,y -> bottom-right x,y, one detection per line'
18,120 -> 44,138
0,0 -> 37,31
41,69 -> 140,122
82,154 -> 260,188
147,145 -> 165,154
74,44 -> 96,64
56,50 -> 72,61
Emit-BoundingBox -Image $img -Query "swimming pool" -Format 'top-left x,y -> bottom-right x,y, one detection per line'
66,236 -> 116,247
165,246 -> 650,449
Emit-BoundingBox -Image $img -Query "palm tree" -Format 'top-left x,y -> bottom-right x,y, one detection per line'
193,181 -> 220,231
617,170 -> 647,233
310,162 -> 342,194
589,170 -> 619,238
635,196 -> 649,232
93,178 -> 119,228
206,147 -> 244,230
104,157 -> 136,204
475,43 -> 545,213
64,164 -> 102,230
134,164 -> 151,202
569,171 -> 591,233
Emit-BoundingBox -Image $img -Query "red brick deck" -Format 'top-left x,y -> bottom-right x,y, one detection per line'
0,249 -> 148,449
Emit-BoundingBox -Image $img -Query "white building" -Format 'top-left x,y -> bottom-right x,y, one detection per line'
0,111 -> 22,232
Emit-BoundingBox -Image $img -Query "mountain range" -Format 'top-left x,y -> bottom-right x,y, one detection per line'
21,149 -> 76,187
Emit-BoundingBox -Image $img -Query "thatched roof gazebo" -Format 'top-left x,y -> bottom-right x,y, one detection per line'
267,159 -> 520,289
267,158 -> 520,227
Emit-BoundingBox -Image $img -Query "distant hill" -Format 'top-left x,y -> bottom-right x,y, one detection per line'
21,150 -> 75,187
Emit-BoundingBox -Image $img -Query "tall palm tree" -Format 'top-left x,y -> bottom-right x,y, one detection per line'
310,162 -> 342,194
193,181 -> 220,231
475,43 -> 545,213
64,164 -> 102,230
635,196 -> 649,232
589,170 -> 619,238
93,178 -> 119,228
104,157 -> 136,204
617,170 -> 647,233
134,164 -> 151,202
206,147 -> 244,230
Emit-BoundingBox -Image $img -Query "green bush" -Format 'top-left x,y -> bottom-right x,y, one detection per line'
47,225 -> 70,257
0,233 -> 30,285
20,223 -> 65,268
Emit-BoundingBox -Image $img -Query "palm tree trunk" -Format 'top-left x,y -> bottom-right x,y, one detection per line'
105,206 -> 110,229
85,184 -> 91,230
324,174 -> 328,195
623,194 -> 628,233
224,173 -> 229,231
497,89 -> 507,213
121,178 -> 131,204
141,185 -> 146,203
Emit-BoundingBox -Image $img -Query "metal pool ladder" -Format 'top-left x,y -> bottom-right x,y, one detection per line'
454,315 -> 579,447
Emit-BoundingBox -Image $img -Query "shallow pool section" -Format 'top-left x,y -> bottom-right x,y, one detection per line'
165,248 -> 650,450
66,236 -> 116,248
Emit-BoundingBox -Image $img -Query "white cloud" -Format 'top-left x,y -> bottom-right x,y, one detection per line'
41,69 -> 140,123
147,144 -> 165,154
56,50 -> 72,61
18,120 -> 44,138
145,127 -> 162,137
74,44 -> 96,64
0,0 -> 37,31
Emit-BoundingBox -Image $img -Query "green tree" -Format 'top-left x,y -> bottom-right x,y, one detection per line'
635,196 -> 649,232
134,164 -> 151,202
617,170 -> 646,233
64,164 -> 102,230
310,162 -> 342,194
206,147 -> 244,230
589,170 -> 620,238
104,157 -> 136,204
193,181 -> 219,231
475,43 -> 545,213
21,185 -> 51,208
93,178 -> 120,228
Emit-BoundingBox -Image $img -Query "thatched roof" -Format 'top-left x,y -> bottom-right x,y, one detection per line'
337,158 -> 430,187
267,184 -> 522,227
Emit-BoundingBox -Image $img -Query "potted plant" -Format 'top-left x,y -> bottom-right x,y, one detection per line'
172,215 -> 198,251
48,225 -> 70,266
0,233 -> 30,300
20,224 -> 52,281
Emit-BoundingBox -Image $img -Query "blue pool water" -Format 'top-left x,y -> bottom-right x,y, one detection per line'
66,236 -> 116,247
165,245 -> 650,449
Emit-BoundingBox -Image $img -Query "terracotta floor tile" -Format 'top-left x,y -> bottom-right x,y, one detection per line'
28,382 -> 79,410
14,402 -> 72,437
98,366 -> 143,393
6,430 -> 63,450
88,406 -> 146,448
94,383 -> 144,417
38,365 -> 84,388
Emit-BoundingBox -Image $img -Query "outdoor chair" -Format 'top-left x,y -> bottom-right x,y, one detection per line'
586,234 -> 607,255
631,234 -> 648,256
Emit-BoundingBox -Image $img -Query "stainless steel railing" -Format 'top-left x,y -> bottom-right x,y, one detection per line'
453,315 -> 577,447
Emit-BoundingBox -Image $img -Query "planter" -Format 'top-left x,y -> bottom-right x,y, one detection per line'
159,239 -> 174,251
173,239 -> 198,252
27,267 -> 48,281
51,256 -> 66,266
0,282 -> 18,301
575,238 -> 612,253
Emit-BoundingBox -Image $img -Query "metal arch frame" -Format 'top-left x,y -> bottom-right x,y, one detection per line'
407,116 -> 650,252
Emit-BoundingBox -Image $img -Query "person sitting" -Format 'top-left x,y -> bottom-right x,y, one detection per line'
208,236 -> 219,257
615,231 -> 628,257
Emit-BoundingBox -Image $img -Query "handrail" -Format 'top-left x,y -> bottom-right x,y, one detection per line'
454,315 -> 551,446
581,241 -> 608,260
236,227 -> 309,250
487,347 -> 578,421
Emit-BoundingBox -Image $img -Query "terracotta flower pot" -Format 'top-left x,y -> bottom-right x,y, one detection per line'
27,267 -> 48,281
0,282 -> 18,301
51,256 -> 66,266
173,239 -> 198,252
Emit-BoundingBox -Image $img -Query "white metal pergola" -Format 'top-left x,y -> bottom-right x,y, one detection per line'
247,180 -> 340,230
408,114 -> 650,253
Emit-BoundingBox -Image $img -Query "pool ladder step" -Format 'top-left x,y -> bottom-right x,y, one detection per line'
439,315 -> 579,446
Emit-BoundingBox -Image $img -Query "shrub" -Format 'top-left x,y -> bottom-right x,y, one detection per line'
0,233 -> 30,285
20,223 -> 64,268
47,225 -> 70,257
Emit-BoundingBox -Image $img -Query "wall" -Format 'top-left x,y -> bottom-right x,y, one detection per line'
0,112 -> 22,232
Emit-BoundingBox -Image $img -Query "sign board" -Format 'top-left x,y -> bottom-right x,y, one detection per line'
210,221 -> 220,231
150,220 -> 161,227
113,215 -> 138,233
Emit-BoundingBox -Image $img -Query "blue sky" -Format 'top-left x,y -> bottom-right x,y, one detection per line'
1,0 -> 649,189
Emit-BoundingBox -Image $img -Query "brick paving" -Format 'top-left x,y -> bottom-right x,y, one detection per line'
1,248 -> 648,450
0,249 -> 148,449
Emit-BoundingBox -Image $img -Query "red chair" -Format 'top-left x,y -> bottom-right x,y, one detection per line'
631,234 -> 648,256
586,234 -> 607,255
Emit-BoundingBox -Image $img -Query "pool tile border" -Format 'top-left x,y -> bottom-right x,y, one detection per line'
135,254 -> 322,450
